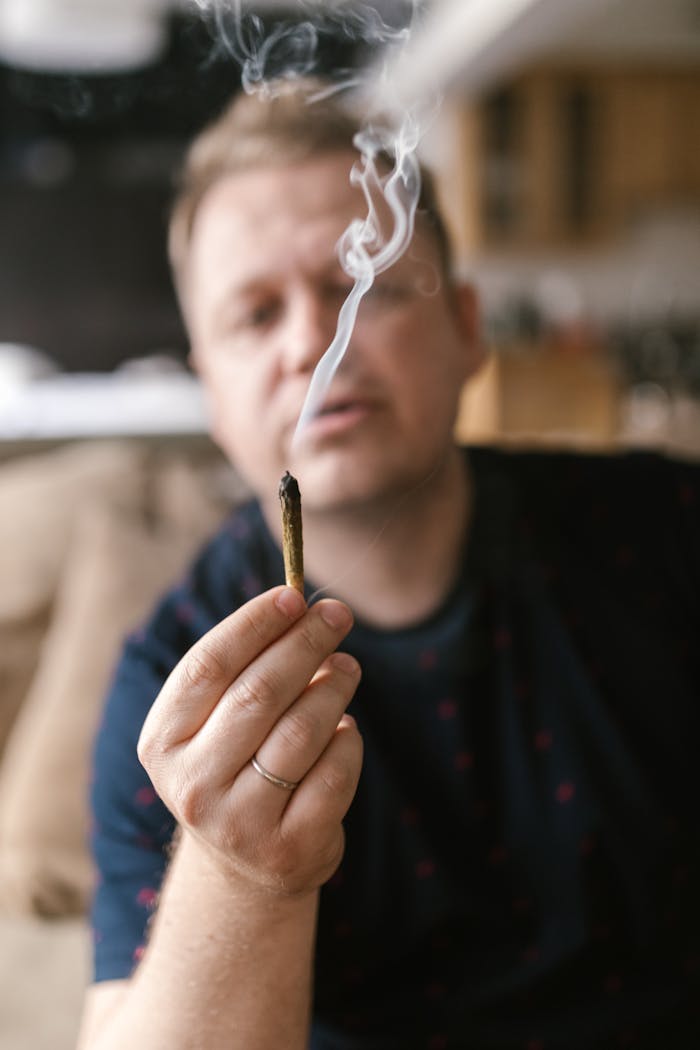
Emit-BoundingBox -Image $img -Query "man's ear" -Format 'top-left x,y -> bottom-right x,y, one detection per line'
452,281 -> 486,381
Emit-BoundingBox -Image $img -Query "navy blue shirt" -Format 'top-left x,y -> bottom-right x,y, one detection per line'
90,447 -> 700,1049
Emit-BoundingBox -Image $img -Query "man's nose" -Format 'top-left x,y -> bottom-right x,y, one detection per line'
281,287 -> 335,374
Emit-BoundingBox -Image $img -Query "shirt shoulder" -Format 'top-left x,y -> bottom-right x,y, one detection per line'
466,445 -> 700,597
468,443 -> 700,534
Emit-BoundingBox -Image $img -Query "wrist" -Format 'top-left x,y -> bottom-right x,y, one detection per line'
175,827 -> 321,913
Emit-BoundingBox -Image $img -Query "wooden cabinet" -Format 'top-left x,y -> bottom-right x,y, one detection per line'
455,345 -> 621,449
603,73 -> 700,218
443,66 -> 700,258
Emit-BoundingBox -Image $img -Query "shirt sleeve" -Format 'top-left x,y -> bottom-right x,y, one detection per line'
89,633 -> 178,982
87,503 -> 271,983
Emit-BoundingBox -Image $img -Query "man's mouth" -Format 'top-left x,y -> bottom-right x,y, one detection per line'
318,399 -> 362,417
304,395 -> 376,436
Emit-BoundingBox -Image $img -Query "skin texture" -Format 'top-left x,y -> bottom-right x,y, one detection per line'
77,149 -> 483,1049
186,152 -> 480,520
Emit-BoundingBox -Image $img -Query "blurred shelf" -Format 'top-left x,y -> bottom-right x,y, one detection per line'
456,343 -> 700,459
0,371 -> 209,442
456,343 -> 620,447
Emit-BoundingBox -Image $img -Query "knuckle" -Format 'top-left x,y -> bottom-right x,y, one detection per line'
228,665 -> 282,717
136,730 -> 152,768
237,605 -> 268,647
297,621 -> 325,659
180,642 -> 228,693
136,721 -> 160,770
276,708 -> 320,754
320,759 -> 355,798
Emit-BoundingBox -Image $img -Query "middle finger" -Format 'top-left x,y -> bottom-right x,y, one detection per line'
251,650 -> 361,790
183,600 -> 354,783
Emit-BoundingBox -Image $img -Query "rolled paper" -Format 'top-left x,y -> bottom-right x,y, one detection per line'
279,471 -> 304,593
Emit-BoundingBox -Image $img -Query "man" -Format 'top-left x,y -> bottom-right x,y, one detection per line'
77,82 -> 699,1050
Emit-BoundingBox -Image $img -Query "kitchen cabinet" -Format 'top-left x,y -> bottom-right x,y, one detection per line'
444,66 -> 700,257
455,344 -> 621,448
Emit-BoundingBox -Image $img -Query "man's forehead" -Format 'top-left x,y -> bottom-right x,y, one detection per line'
188,154 -> 365,290
198,154 -> 361,234
186,149 -> 442,304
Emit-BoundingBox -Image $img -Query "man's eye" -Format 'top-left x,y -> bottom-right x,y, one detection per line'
243,302 -> 280,328
365,281 -> 410,304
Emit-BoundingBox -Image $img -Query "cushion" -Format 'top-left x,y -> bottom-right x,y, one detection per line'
0,914 -> 89,1050
0,441 -> 149,758
0,454 -> 228,917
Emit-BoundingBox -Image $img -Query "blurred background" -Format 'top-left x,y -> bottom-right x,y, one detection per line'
0,0 -> 698,454
0,5 -> 698,1049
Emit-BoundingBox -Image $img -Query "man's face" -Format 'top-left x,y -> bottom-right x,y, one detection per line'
186,151 -> 481,512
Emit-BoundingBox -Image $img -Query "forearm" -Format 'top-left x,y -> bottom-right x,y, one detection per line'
85,831 -> 319,1050
80,589 -> 362,1050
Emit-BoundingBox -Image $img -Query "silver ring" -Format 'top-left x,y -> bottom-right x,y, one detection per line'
251,755 -> 300,791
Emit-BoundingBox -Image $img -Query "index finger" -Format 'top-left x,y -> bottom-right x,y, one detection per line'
143,586 -> 307,746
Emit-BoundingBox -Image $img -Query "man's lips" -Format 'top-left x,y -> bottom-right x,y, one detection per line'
279,385 -> 386,445
308,399 -> 372,433
292,393 -> 380,440
317,398 -> 367,418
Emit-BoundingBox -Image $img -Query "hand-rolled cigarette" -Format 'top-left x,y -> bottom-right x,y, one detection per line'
279,471 -> 304,593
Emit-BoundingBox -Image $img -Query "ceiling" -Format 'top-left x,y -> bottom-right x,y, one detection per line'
381,0 -> 700,107
0,1 -> 415,75
547,0 -> 700,61
0,1 -> 696,90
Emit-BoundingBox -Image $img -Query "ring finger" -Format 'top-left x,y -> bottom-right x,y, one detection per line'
236,651 -> 360,812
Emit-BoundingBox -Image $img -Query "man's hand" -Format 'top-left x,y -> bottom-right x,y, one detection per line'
137,585 -> 362,897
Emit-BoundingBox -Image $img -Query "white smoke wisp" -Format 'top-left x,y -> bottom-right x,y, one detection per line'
190,1 -> 413,98
293,112 -> 423,441
187,1 -> 436,445
213,0 -> 318,96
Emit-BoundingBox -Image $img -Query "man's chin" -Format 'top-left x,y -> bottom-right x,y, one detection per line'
291,454 -> 412,515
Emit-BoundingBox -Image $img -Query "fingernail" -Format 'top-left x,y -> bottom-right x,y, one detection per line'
330,652 -> 360,676
319,601 -> 352,631
275,587 -> 306,618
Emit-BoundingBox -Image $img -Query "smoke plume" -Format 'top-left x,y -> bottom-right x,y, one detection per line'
190,0 -> 433,443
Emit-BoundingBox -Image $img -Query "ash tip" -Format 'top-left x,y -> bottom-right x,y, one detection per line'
279,470 -> 300,502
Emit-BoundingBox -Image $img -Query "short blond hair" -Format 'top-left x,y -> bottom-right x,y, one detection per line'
168,78 -> 452,296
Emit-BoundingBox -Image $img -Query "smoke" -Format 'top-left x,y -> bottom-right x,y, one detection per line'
294,111 -> 422,439
189,0 -> 434,444
207,2 -> 319,94
191,1 -> 414,94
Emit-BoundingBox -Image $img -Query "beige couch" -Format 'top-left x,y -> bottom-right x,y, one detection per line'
0,438 -> 245,1050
